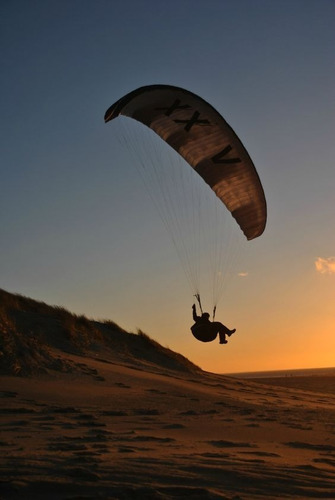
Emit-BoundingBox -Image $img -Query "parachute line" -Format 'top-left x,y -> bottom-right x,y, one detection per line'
106,85 -> 266,312
116,118 -> 246,312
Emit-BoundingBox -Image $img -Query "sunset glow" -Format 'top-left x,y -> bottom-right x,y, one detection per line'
1,0 -> 334,374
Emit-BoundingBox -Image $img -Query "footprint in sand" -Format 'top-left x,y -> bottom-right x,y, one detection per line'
284,441 -> 335,452
145,388 -> 167,395
118,446 -> 136,453
47,441 -> 88,452
48,406 -> 81,415
207,440 -> 257,449
133,409 -> 160,416
100,410 -> 128,416
0,391 -> 18,398
178,410 -> 198,416
66,467 -> 100,482
162,423 -> 186,429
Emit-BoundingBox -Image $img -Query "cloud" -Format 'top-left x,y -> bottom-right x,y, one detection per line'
238,272 -> 248,277
315,257 -> 335,275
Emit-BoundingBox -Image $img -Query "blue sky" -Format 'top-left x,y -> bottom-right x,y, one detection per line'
1,0 -> 334,373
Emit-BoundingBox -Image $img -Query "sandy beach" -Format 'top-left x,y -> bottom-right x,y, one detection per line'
1,289 -> 334,499
1,349 -> 335,499
2,1 -> 335,498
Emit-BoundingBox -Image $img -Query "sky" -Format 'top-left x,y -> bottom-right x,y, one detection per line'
1,0 -> 334,374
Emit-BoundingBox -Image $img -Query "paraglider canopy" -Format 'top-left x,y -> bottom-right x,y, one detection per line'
105,84 -> 266,240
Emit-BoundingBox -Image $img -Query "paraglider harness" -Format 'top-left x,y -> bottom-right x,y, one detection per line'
194,293 -> 216,321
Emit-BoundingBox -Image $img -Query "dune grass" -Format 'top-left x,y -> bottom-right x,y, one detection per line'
0,288 -> 198,376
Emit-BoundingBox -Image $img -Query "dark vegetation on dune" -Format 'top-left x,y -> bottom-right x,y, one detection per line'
0,288 -> 199,377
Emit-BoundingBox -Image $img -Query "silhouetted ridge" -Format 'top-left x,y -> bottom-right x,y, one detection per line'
0,288 -> 199,376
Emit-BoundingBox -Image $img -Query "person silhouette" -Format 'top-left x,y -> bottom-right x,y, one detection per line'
191,304 -> 236,344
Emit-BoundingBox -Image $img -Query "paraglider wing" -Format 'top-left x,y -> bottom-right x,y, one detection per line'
105,85 -> 266,240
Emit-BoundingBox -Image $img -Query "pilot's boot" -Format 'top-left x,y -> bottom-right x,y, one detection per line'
227,329 -> 236,337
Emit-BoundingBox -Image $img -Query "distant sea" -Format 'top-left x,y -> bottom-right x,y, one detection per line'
225,367 -> 335,379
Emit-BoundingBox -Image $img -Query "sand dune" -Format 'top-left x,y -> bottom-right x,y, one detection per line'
1,290 -> 335,498
1,349 -> 335,499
